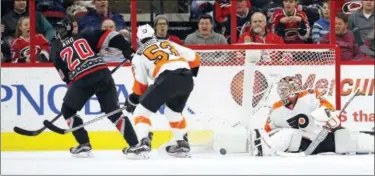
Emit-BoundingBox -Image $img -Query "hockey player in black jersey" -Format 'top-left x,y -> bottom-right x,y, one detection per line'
50,18 -> 149,159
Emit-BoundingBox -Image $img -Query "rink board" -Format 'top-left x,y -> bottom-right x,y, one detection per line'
1,65 -> 374,151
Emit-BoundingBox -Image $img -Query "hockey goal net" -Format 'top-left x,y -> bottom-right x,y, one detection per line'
183,45 -> 337,152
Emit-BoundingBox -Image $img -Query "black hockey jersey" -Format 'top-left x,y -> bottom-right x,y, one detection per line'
50,30 -> 133,85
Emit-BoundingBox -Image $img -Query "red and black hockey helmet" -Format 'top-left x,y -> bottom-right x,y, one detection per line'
54,17 -> 73,40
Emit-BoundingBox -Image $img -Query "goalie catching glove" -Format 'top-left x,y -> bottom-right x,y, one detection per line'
125,93 -> 140,113
310,107 -> 341,129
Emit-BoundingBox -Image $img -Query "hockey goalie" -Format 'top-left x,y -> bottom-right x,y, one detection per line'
253,76 -> 374,156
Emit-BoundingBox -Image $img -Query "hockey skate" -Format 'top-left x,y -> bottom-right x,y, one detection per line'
122,132 -> 153,159
165,134 -> 191,158
70,143 -> 92,158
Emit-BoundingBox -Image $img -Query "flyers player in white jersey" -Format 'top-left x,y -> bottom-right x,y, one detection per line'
124,24 -> 200,158
254,76 -> 374,156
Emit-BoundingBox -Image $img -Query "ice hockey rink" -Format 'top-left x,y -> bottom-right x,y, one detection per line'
1,150 -> 374,175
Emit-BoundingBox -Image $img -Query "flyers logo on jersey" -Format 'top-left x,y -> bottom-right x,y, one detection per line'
286,114 -> 309,129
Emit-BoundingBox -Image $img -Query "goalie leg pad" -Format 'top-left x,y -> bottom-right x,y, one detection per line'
212,127 -> 248,154
334,128 -> 374,154
261,128 -> 302,155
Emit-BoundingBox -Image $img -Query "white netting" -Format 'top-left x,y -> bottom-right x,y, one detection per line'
185,48 -> 336,148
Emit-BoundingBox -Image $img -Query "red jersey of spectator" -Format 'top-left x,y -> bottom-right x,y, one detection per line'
271,8 -> 310,44
11,34 -> 49,63
214,0 -> 251,23
238,27 -> 284,44
156,35 -> 183,45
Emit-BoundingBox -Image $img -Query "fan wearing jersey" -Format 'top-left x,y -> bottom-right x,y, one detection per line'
50,18 -> 148,159
254,76 -> 374,156
124,24 -> 201,158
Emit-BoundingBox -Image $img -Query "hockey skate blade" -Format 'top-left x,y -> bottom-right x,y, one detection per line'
123,151 -> 150,160
71,151 -> 93,158
167,152 -> 192,158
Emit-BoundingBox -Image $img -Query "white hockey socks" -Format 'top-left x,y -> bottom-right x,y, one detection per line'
164,106 -> 187,141
133,104 -> 153,140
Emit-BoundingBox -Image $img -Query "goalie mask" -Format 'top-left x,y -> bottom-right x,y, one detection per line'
277,76 -> 301,104
54,18 -> 73,40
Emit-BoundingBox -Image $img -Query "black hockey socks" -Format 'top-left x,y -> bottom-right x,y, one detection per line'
108,113 -> 139,147
61,103 -> 90,144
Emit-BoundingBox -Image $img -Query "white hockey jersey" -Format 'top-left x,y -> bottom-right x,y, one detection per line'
264,89 -> 335,140
131,39 -> 200,96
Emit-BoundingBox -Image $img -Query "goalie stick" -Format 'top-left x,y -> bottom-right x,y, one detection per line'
13,58 -> 129,136
276,88 -> 361,157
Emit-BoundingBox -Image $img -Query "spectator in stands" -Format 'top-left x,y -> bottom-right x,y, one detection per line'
364,23 -> 375,59
1,0 -> 55,42
65,0 -> 95,19
11,17 -> 49,63
1,39 -> 12,63
78,0 -> 129,37
312,0 -> 330,43
271,0 -> 311,44
216,0 -> 255,43
347,0 -> 374,43
184,14 -> 227,44
191,0 -> 215,21
238,12 -> 284,43
320,13 -> 364,61
36,0 -> 66,26
101,19 -> 116,31
153,15 -> 183,45
1,23 -> 12,63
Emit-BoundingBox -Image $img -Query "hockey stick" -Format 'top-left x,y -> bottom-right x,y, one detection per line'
276,89 -> 361,157
13,59 -> 129,136
43,106 -> 127,134
13,113 -> 63,136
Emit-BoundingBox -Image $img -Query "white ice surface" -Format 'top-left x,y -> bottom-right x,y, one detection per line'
1,150 -> 374,175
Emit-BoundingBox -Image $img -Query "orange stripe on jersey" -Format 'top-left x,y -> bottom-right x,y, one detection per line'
315,89 -> 335,110
297,90 -> 310,98
169,118 -> 186,129
188,53 -> 201,68
264,123 -> 272,133
320,99 -> 335,110
272,100 -> 284,110
134,116 -> 152,126
152,57 -> 187,78
132,80 -> 148,96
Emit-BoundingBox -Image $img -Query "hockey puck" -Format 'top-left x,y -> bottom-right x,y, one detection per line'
220,148 -> 227,155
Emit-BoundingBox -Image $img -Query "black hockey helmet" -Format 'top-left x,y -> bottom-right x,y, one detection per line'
54,17 -> 73,40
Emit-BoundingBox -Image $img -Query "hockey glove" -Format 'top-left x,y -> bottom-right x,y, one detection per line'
125,93 -> 139,113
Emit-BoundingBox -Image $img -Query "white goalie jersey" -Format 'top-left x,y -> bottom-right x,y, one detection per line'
264,89 -> 335,140
131,39 -> 200,96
